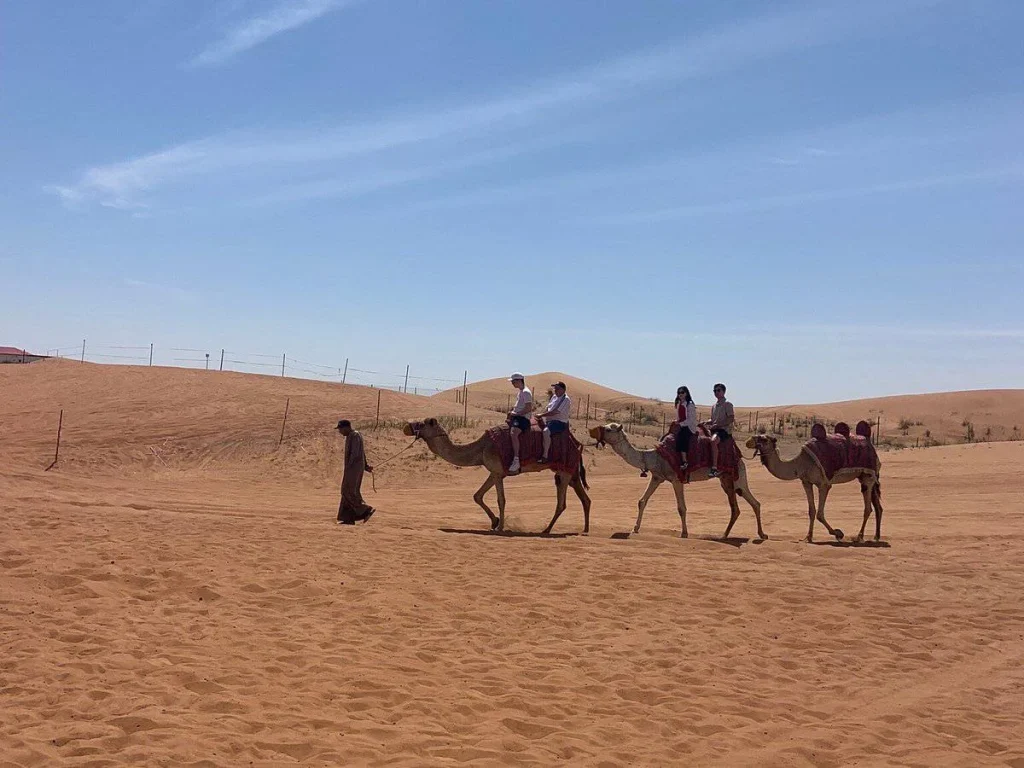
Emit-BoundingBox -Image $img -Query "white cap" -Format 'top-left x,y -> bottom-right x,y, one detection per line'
509,372 -> 525,381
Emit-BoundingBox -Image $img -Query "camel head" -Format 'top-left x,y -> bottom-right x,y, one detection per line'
404,417 -> 447,440
589,422 -> 625,448
745,434 -> 778,458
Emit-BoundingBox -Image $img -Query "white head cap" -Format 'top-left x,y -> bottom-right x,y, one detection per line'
509,372 -> 525,382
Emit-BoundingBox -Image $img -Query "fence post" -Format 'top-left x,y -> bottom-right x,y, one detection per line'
342,358 -> 348,384
404,365 -> 410,394
278,397 -> 290,447
462,370 -> 468,427
205,353 -> 210,370
220,349 -> 225,371
81,339 -> 86,363
375,390 -> 382,429
585,395 -> 590,427
45,409 -> 64,471
281,354 -> 286,377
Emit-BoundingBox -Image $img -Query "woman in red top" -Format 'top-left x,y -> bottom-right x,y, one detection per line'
674,386 -> 698,470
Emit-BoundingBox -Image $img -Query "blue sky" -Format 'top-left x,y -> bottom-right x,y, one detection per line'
2,0 -> 1022,403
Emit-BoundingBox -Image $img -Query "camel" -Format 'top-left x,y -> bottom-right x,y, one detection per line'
745,435 -> 883,543
589,423 -> 766,540
403,418 -> 591,535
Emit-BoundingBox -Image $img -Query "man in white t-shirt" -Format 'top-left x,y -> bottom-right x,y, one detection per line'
537,381 -> 571,464
507,373 -> 533,474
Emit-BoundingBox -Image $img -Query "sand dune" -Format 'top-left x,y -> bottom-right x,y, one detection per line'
0,360 -> 501,485
2,362 -> 1024,766
440,371 -> 1024,447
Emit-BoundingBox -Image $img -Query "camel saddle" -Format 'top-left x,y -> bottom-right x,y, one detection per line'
656,426 -> 740,483
803,422 -> 878,484
486,423 -> 582,477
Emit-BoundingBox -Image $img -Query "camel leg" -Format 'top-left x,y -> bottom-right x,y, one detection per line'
872,482 -> 884,541
803,481 -> 817,542
815,484 -> 843,541
735,466 -> 767,540
856,477 -> 874,542
542,473 -> 569,535
634,475 -> 663,534
569,475 -> 591,535
473,475 -> 500,530
670,479 -> 688,538
720,477 -> 741,540
495,476 -> 507,532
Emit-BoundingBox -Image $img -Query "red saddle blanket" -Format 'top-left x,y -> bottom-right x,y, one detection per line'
802,430 -> 878,482
655,430 -> 740,483
486,424 -> 582,476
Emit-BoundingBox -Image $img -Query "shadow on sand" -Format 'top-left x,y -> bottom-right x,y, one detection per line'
810,539 -> 891,548
610,532 -> 765,548
440,528 -> 581,539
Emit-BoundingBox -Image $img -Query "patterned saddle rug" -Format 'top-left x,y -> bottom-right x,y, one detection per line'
803,423 -> 878,483
486,424 -> 583,477
655,428 -> 741,483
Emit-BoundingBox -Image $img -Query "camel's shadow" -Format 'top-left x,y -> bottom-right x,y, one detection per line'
610,532 -> 764,548
810,539 -> 891,548
440,528 -> 582,539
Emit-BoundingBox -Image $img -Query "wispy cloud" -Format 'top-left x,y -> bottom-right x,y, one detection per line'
561,323 -> 1024,344
123,278 -> 197,303
52,0 -> 949,210
188,0 -> 353,68
618,167 -> 1024,221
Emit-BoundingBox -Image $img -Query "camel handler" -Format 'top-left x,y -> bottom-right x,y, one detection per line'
336,420 -> 375,524
704,383 -> 735,478
537,381 -> 571,464
508,372 -> 533,474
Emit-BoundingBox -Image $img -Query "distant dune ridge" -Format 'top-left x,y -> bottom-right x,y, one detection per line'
435,370 -> 1024,445
2,360 -> 1021,479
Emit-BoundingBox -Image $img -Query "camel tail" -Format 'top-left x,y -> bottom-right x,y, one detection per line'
578,457 -> 590,490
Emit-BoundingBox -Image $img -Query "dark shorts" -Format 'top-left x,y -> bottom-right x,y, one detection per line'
510,415 -> 531,432
676,425 -> 694,453
545,420 -> 568,435
712,428 -> 731,442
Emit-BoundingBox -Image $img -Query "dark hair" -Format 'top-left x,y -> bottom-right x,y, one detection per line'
336,419 -> 351,430
675,386 -> 693,407
713,383 -> 726,393
553,381 -> 566,391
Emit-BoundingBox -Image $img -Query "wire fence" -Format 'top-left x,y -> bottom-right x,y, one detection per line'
40,340 -> 466,395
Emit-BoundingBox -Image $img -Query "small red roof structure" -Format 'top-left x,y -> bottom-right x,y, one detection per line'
0,346 -> 29,356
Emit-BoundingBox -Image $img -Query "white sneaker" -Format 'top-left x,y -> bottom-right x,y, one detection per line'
509,458 -> 521,473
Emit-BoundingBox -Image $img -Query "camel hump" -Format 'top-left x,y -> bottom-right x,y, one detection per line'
855,420 -> 872,439
834,422 -> 851,438
810,423 -> 828,441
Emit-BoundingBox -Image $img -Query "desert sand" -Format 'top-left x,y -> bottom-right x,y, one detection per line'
2,361 -> 1024,766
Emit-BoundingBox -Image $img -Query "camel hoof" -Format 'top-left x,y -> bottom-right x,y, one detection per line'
680,532 -> 688,539
855,534 -> 865,543
490,519 -> 500,530
759,533 -> 769,541
834,529 -> 845,540
805,536 -> 814,543
632,527 -> 641,535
